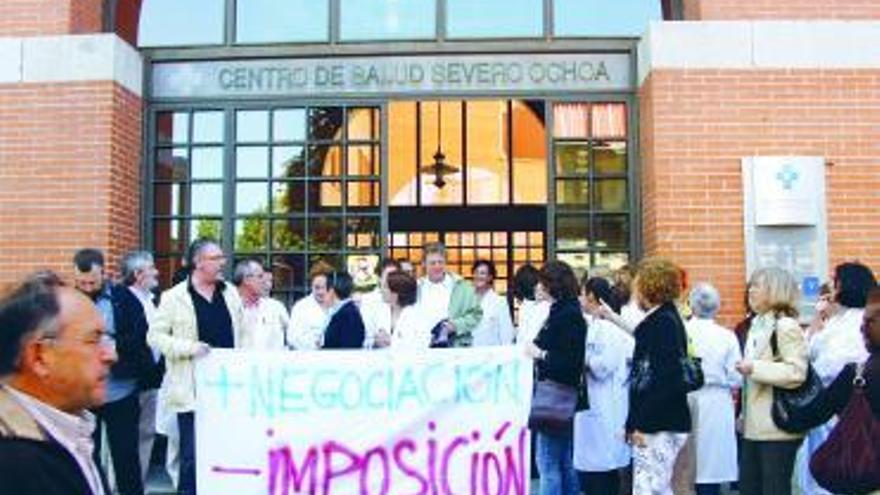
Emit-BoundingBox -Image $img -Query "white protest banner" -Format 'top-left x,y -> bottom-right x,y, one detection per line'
195,348 -> 533,495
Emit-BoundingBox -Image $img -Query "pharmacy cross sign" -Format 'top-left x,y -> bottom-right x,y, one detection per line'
776,164 -> 800,190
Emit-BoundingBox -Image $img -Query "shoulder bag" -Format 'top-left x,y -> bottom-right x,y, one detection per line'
769,321 -> 826,433
810,362 -> 880,494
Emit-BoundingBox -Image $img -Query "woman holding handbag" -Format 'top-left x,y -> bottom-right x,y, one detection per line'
626,258 -> 693,495
809,286 -> 880,494
526,260 -> 587,495
797,262 -> 875,494
735,267 -> 808,495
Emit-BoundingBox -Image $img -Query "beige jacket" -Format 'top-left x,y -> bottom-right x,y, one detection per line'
147,279 -> 244,413
741,313 -> 808,441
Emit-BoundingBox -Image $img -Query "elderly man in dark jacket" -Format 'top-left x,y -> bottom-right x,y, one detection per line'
0,271 -> 117,494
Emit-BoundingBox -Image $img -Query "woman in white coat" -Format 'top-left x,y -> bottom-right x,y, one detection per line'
286,270 -> 332,350
686,283 -> 742,495
574,277 -> 634,494
471,259 -> 515,346
796,262 -> 875,495
379,270 -> 432,350
512,264 -> 550,347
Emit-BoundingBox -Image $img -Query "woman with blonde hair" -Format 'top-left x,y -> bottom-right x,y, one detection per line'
735,267 -> 808,495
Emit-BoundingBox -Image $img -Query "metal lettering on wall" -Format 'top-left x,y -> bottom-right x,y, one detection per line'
151,54 -> 631,98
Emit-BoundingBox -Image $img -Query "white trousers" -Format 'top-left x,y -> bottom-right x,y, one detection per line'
633,432 -> 688,495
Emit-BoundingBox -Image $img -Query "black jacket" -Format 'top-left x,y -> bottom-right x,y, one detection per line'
323,300 -> 366,349
626,301 -> 692,433
534,298 -> 587,387
111,284 -> 164,390
0,388 -> 101,495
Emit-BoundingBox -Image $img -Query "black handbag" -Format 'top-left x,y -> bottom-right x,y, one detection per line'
528,379 -> 578,437
677,324 -> 704,393
769,323 -> 826,433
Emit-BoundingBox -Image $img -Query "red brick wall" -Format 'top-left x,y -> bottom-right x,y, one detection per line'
683,0 -> 880,20
0,0 -> 103,37
639,69 -> 880,325
0,82 -> 142,285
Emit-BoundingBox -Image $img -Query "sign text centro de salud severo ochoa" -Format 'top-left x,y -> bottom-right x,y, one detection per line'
151,53 -> 632,98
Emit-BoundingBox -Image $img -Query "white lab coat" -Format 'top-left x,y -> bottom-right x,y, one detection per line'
241,297 -> 289,350
359,288 -> 391,349
472,289 -> 515,346
286,294 -> 329,350
797,307 -> 869,495
686,318 -> 742,484
573,315 -> 634,472
516,298 -> 550,346
390,304 -> 433,350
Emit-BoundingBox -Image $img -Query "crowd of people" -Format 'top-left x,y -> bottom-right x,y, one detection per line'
0,237 -> 878,495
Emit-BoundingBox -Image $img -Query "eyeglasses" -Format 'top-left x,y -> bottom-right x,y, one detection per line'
41,331 -> 116,349
203,254 -> 227,262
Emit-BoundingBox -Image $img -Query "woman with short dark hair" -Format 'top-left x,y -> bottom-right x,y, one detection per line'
627,258 -> 692,495
797,261 -> 876,494
527,260 -> 586,495
513,264 -> 550,348
322,271 -> 366,349
471,259 -> 515,346
382,270 -> 432,349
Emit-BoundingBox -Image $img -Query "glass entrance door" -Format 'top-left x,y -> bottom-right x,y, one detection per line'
387,99 -> 549,293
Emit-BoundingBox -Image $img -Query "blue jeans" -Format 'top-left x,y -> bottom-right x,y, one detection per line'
535,432 -> 579,495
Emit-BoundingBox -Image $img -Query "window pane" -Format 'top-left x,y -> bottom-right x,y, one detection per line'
419,101 -> 462,205
153,183 -> 186,217
347,107 -> 380,141
348,181 -> 380,208
236,146 -> 269,178
594,215 -> 629,249
273,146 -> 306,178
594,141 -> 627,175
467,100 -> 509,205
234,218 -> 269,251
152,219 -> 186,254
388,101 -> 417,206
308,182 -> 342,212
554,0 -> 661,37
347,217 -> 380,249
594,251 -> 629,271
156,112 -> 189,144
236,110 -> 268,142
555,143 -> 590,176
553,103 -> 589,138
309,217 -> 343,250
309,107 -> 344,141
155,148 -> 188,181
309,145 -> 343,178
592,103 -> 627,139
512,100 -> 547,204
139,0 -> 224,47
236,0 -> 329,43
309,253 -> 343,273
341,0 -> 435,40
236,183 -> 268,215
271,254 -> 307,290
191,183 -> 223,215
348,145 -> 379,176
594,179 -> 628,211
273,109 -> 307,142
556,216 -> 589,250
556,252 -> 591,279
272,219 -> 306,251
271,182 -> 306,215
447,0 -> 543,38
191,147 -> 223,179
192,111 -> 224,143
190,218 -> 223,242
556,180 -> 590,208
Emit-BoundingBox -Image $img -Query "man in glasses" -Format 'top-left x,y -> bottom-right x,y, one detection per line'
73,248 -> 144,495
147,238 -> 245,495
0,271 -> 117,494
